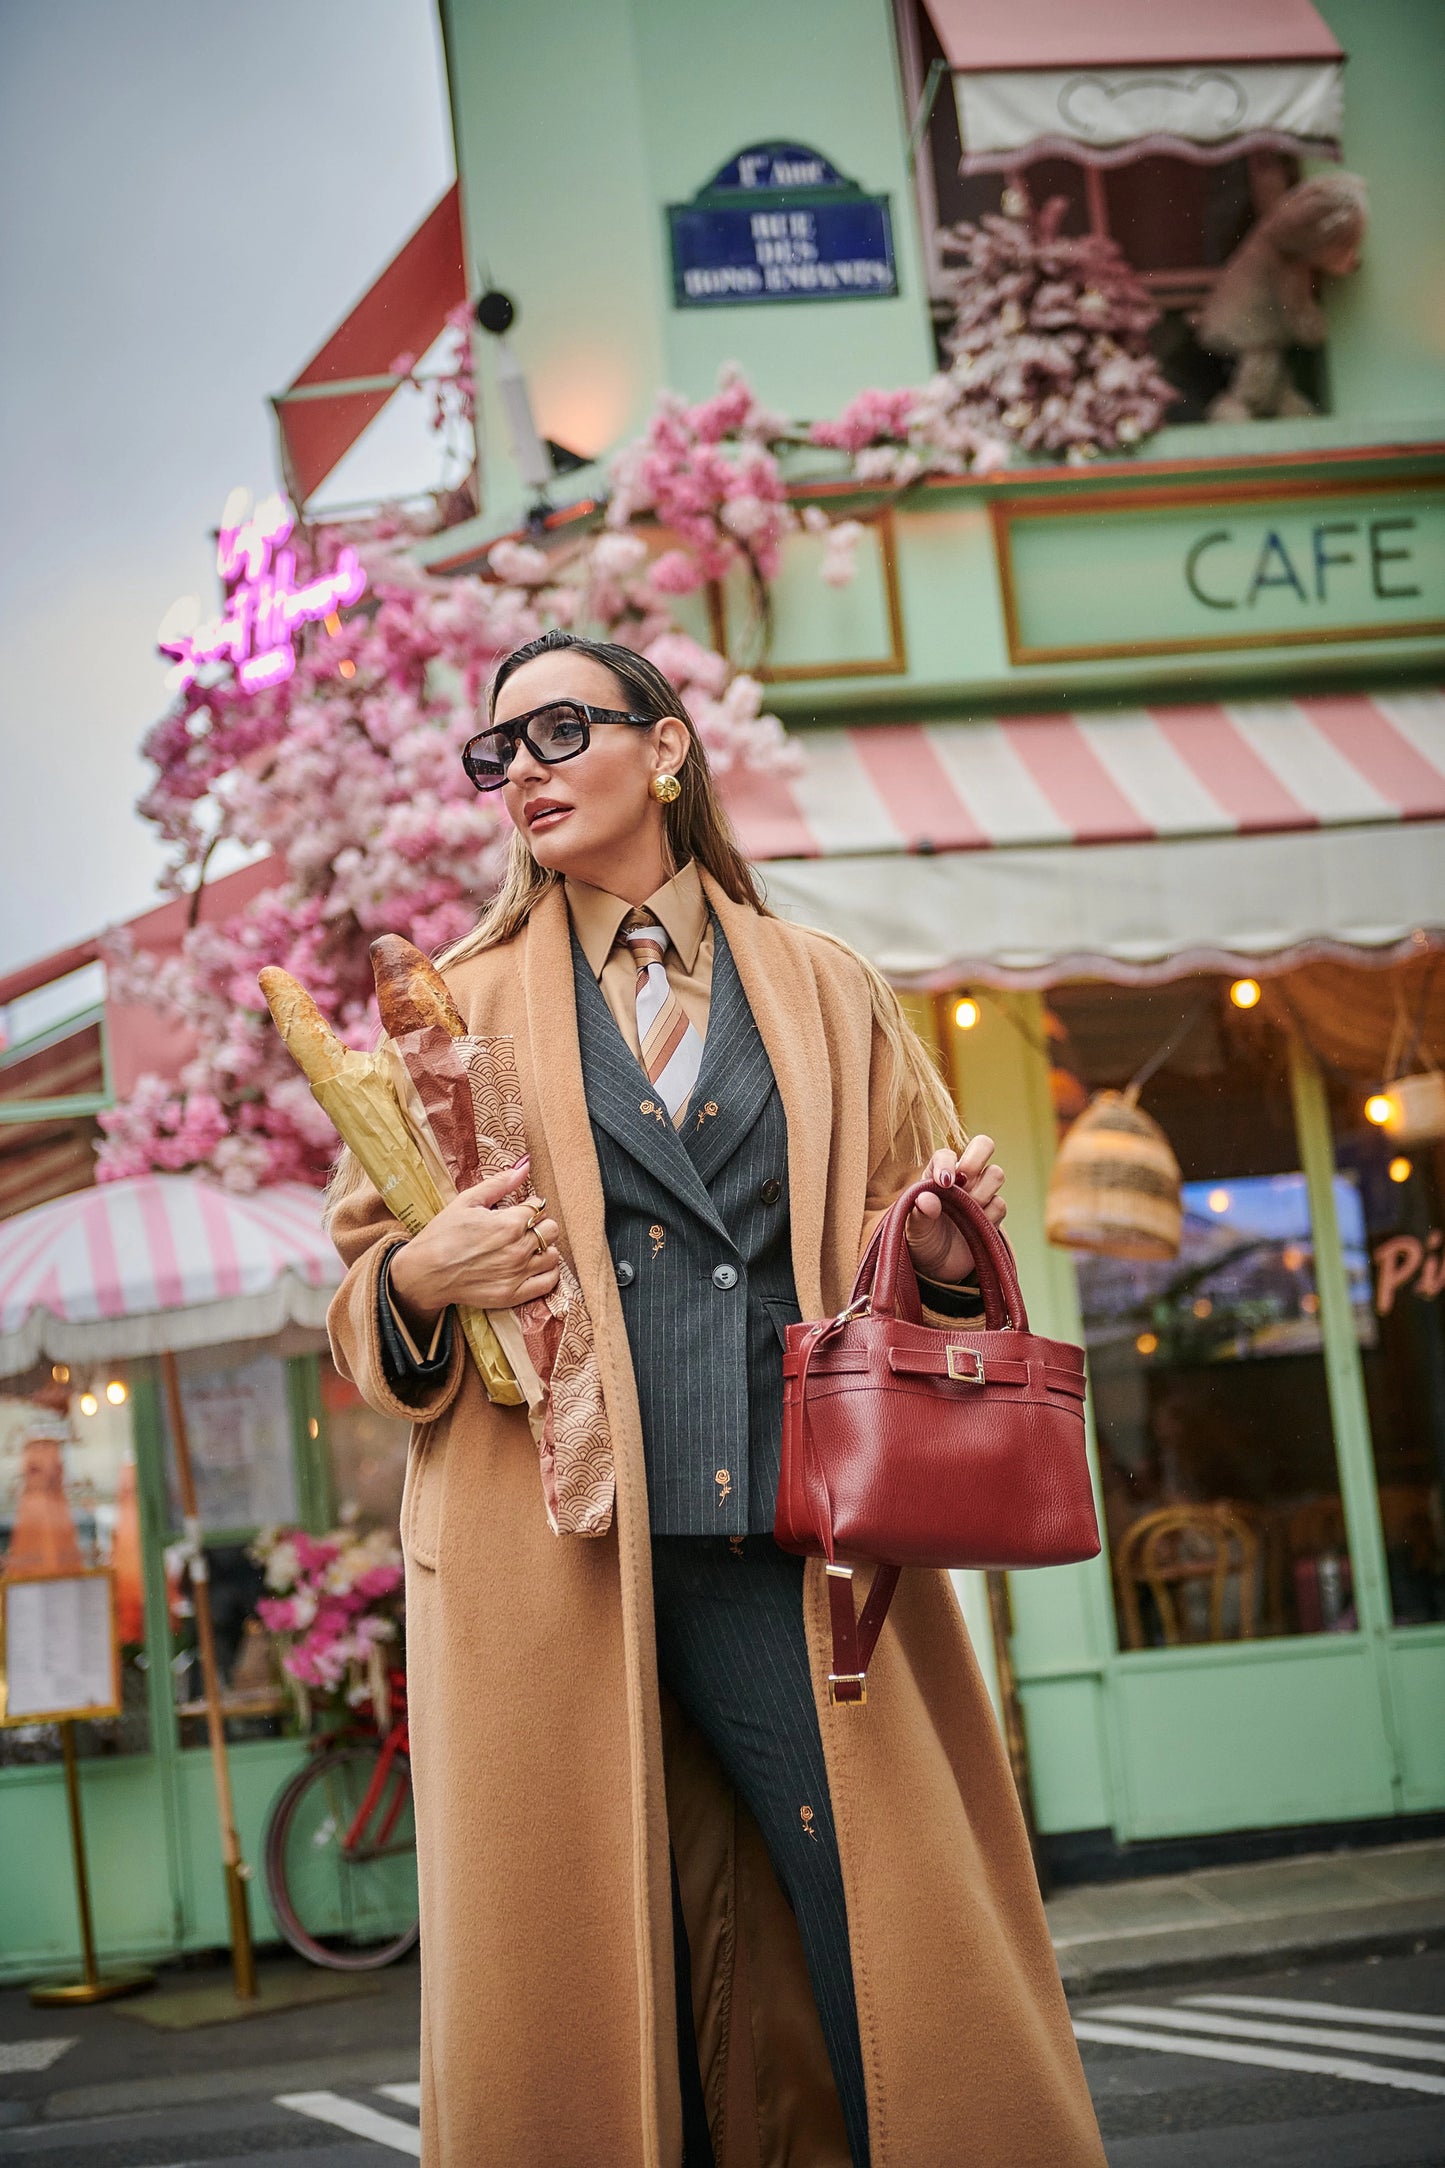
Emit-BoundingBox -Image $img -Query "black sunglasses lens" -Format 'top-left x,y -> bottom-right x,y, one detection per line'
526,703 -> 590,761
463,731 -> 513,790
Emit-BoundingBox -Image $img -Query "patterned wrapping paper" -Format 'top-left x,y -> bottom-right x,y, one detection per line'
384,1028 -> 614,1538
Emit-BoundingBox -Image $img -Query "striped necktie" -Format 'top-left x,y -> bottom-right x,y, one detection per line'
620,911 -> 705,1126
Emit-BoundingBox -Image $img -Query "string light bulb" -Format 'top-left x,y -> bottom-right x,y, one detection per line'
1389,1156 -> 1412,1183
78,1391 -> 99,1416
51,1363 -> 70,1383
105,1380 -> 128,1406
1365,1093 -> 1395,1126
1135,1331 -> 1158,1356
1229,977 -> 1261,1009
953,996 -> 980,1031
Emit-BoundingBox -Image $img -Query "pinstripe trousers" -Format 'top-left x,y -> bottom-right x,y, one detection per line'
653,1534 -> 870,2168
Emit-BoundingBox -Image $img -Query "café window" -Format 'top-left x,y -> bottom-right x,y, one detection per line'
0,1370 -> 151,1765
898,0 -> 1317,422
1317,966 -> 1445,1627
320,1355 -> 409,1538
158,1344 -> 299,1745
1049,980 -> 1355,1650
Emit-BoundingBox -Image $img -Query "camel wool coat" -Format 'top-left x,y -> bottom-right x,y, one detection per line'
327,871 -> 1106,2168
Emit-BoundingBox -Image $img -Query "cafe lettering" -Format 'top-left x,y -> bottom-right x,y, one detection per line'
993,483 -> 1445,663
1185,516 -> 1422,612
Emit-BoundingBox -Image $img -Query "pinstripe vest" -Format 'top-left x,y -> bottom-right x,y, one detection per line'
572,916 -> 799,1535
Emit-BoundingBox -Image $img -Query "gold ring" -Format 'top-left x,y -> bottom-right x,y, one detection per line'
524,1198 -> 547,1230
532,1226 -> 548,1256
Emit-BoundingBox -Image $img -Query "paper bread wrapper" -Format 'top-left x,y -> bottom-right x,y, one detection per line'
258,970 -> 522,1405
379,1040 -> 545,1427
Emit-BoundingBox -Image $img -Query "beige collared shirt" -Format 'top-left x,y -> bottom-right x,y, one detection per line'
564,859 -> 715,1058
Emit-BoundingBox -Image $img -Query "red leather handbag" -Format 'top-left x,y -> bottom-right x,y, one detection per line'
775,1177 -> 1100,1705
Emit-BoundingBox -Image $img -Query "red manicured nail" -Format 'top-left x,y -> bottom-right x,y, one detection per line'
939,1169 -> 955,1187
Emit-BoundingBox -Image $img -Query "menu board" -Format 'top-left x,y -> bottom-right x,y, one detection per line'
0,1571 -> 119,1724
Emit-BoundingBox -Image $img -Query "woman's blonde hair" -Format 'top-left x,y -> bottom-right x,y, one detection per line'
325,630 -> 961,1226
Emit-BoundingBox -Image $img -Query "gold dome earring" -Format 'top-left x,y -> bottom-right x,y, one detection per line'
650,773 -> 682,804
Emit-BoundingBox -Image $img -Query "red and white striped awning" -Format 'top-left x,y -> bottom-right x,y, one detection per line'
724,691 -> 1445,861
721,691 -> 1445,988
0,1174 -> 340,1378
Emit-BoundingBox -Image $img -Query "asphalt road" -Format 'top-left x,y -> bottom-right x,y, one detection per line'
1076,1946 -> 1445,2168
0,1946 -> 1441,2163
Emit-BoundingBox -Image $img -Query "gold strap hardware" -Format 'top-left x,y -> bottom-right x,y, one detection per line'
946,1345 -> 985,1384
828,1673 -> 868,1705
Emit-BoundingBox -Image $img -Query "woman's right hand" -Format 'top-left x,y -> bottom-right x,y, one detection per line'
387,1159 -> 561,1330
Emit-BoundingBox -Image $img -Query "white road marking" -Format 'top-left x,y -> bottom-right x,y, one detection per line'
1072,2020 -> 1445,2098
1094,2000 -> 1445,2066
0,2036 -> 75,2073
1184,1992 -> 1445,2035
377,2081 -> 422,2108
276,2089 -> 421,2154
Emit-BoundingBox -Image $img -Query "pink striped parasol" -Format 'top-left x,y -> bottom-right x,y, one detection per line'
0,1174 -> 341,1376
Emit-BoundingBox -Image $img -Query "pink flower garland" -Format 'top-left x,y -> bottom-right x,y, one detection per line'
100,312 -> 1154,1193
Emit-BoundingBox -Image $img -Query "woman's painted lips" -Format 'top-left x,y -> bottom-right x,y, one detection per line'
526,800 -> 572,830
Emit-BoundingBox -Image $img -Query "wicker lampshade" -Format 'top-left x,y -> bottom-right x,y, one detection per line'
1045,1087 -> 1182,1261
1379,1071 -> 1445,1145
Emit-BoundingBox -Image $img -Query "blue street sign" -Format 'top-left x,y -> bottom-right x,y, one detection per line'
667,141 -> 898,309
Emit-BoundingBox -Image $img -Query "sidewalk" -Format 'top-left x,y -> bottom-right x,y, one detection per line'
1047,1835 -> 1445,1993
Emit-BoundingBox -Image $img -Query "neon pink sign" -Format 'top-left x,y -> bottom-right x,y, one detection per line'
158,489 -> 366,695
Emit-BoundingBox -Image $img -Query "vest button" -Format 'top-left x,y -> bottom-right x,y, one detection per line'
758,1177 -> 783,1204
615,1259 -> 635,1288
711,1263 -> 739,1290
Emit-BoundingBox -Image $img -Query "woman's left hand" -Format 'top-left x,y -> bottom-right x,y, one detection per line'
905,1139 -> 1006,1284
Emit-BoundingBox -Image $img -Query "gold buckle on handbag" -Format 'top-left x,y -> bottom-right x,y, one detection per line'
946,1345 -> 985,1384
828,1673 -> 868,1705
832,1295 -> 871,1328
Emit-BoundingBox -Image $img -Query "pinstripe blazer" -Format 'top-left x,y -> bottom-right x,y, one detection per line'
572,915 -> 798,1535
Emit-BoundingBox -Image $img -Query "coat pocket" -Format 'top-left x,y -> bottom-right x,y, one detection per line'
762,1294 -> 804,1348
400,1419 -> 444,1572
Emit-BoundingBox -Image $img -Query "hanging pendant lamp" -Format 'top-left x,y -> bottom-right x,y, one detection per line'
1045,1084 -> 1183,1262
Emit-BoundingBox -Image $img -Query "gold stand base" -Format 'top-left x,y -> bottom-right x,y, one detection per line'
30,1967 -> 155,2007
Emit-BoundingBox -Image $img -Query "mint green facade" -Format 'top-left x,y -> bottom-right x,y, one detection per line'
441,0 -> 1445,1851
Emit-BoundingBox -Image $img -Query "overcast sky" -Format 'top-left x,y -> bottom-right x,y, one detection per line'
0,0 -> 454,985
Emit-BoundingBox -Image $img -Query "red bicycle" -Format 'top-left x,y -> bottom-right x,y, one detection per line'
263,1668 -> 418,1970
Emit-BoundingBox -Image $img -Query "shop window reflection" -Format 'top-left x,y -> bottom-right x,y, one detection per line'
320,1358 -> 408,1539
1051,980 -> 1352,1650
158,1345 -> 298,1745
0,1373 -> 150,1765
1332,1107 -> 1445,1625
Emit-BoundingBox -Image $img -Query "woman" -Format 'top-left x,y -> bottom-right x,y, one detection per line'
327,630 -> 1105,2168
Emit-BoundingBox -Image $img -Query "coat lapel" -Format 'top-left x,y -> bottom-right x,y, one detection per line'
682,918 -> 777,1186
569,927 -> 731,1245
701,874 -> 834,1318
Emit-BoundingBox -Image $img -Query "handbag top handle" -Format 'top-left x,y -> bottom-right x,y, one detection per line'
851,1178 -> 1027,1335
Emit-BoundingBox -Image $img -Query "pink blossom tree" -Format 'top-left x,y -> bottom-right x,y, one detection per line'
96,355 -> 1038,1191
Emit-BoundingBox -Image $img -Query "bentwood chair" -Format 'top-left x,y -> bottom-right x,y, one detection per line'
1115,1503 -> 1261,1650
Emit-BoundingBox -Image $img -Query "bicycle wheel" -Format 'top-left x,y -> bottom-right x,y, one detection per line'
265,1741 -> 419,1970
